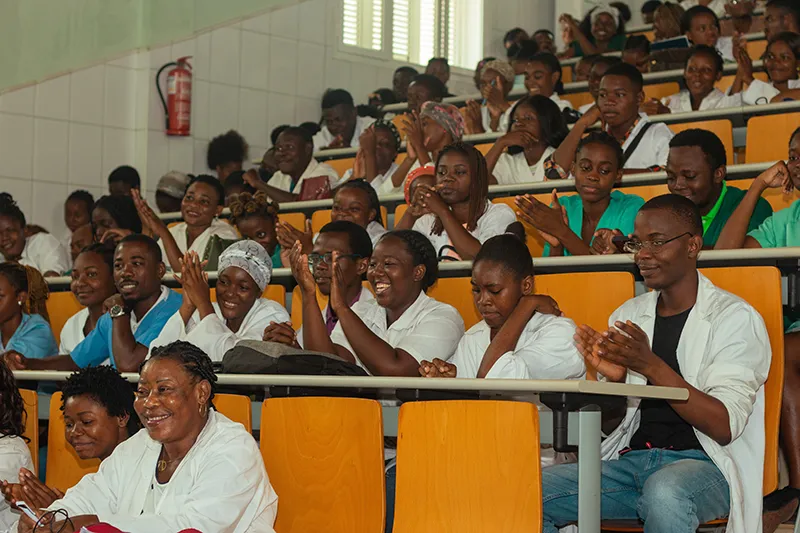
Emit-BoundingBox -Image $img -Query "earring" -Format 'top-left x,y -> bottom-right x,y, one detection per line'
17,301 -> 22,307
199,403 -> 208,417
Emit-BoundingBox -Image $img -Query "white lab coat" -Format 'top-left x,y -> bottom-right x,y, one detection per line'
159,219 -> 240,266
661,89 -> 743,113
43,410 -> 277,532
150,298 -> 290,362
743,79 -> 800,105
599,272 -> 770,533
0,436 -> 33,531
0,233 -> 71,275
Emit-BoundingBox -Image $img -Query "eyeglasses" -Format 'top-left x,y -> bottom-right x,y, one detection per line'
307,253 -> 362,271
622,232 -> 692,254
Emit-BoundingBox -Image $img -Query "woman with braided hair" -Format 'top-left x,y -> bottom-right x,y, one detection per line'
0,263 -> 57,362
339,119 -> 402,194
0,358 -> 33,530
15,341 -> 277,533
0,193 -> 70,277
227,191 -> 282,267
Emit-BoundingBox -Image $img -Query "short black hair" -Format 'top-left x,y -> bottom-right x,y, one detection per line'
394,66 -> 418,77
270,125 -> 290,146
509,95 -> 569,152
108,166 -> 141,189
319,220 -> 373,258
642,0 -> 662,15
321,89 -> 355,110
593,55 -> 624,70
602,62 -> 644,91
576,131 -> 624,168
409,74 -> 446,100
0,263 -> 28,294
767,0 -> 800,27
504,27 -> 528,44
93,195 -> 142,234
117,233 -> 163,263
336,179 -> 383,225
278,126 -> 314,148
147,341 -> 217,409
207,130 -> 249,170
687,44 -> 724,74
530,52 -> 562,78
379,230 -> 438,291
371,88 -> 397,106
78,242 -> 116,274
187,174 -> 225,206
0,193 -> 25,227
791,126 -> 800,147
61,366 -> 141,436
611,2 -> 632,23
508,39 -> 539,62
299,122 -> 322,136
427,57 -> 449,71
66,190 -> 95,214
681,5 -> 721,33
639,194 -> 703,235
222,171 -> 256,198
625,35 -> 651,54
474,234 -> 533,280
769,31 -> 800,60
669,129 -> 727,171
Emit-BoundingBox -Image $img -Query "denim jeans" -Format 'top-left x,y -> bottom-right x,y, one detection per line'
542,449 -> 730,533
385,464 -> 396,533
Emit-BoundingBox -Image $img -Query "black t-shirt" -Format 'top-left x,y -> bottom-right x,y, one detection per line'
629,307 -> 703,451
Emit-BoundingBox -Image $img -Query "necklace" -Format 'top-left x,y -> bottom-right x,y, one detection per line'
157,449 -> 187,472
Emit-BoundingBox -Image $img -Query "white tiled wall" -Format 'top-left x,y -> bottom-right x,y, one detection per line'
0,0 -> 551,238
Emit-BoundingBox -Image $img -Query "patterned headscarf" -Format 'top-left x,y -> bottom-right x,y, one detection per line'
218,240 -> 273,292
480,60 -> 515,84
404,165 -> 436,204
420,101 -> 465,142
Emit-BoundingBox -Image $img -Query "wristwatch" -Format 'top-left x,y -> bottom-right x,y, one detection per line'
109,305 -> 128,319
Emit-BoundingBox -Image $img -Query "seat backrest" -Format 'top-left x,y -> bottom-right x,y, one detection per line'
699,266 -> 784,494
393,400 -> 541,532
45,392 -> 100,492
747,38 -> 768,61
491,196 -> 551,258
717,71 -> 767,93
428,278 -> 480,328
561,91 -> 594,109
210,285 -> 286,308
46,292 -> 84,345
310,207 -> 389,234
290,286 -> 329,328
261,397 -> 385,533
644,82 -> 680,101
323,157 -> 355,178
473,143 -> 493,156
746,112 -> 800,163
725,177 -> 797,212
214,393 -> 252,433
668,120 -> 734,165
19,389 -> 38,474
278,213 -> 306,232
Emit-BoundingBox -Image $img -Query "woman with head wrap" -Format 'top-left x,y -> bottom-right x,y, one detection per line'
149,241 -> 289,362
385,101 -> 466,193
558,4 -> 627,59
464,59 -> 516,135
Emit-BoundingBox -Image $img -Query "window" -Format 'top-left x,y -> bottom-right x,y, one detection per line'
341,0 -> 483,70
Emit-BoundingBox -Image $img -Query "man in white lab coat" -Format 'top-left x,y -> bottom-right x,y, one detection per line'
542,194 -> 770,533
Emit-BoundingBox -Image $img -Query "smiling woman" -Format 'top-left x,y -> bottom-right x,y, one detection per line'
0,193 -> 70,277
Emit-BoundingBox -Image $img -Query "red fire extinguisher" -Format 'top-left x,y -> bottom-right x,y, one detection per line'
156,57 -> 192,136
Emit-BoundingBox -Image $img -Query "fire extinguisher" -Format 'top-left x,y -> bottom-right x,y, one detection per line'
156,57 -> 192,136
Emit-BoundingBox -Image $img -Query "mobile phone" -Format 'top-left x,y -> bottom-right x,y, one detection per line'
15,501 -> 38,521
612,235 -> 629,253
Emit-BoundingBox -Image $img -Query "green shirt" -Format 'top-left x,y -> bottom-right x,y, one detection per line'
703,184 -> 773,248
748,198 -> 800,248
571,34 -> 627,57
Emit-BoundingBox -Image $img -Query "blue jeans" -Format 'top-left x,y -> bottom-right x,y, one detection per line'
385,464 -> 395,533
542,449 -> 730,533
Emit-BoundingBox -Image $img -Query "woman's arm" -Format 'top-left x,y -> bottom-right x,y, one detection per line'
421,186 -> 483,259
132,190 -> 183,272
551,106 -> 601,172
772,89 -> 800,102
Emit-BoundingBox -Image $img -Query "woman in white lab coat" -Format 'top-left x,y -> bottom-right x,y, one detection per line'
17,341 -> 277,533
151,241 -> 289,362
0,359 -> 33,531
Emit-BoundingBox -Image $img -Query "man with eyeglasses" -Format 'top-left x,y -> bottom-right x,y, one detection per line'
263,220 -> 373,348
542,194 -> 770,533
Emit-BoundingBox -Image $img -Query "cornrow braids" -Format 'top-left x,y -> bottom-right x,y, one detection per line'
337,179 -> 384,225
61,366 -> 141,436
374,119 -> 401,152
0,264 -> 49,322
0,358 -> 25,439
0,193 -> 26,227
380,230 -> 439,291
148,341 -> 218,408
432,142 -> 488,236
228,191 -> 279,226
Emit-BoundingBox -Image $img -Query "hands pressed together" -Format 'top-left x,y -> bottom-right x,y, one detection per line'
574,320 -> 661,382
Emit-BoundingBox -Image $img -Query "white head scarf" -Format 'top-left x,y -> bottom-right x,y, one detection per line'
590,3 -> 620,28
218,241 -> 273,292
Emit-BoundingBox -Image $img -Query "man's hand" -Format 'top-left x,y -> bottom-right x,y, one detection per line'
102,294 -> 125,315
419,358 -> 457,378
263,321 -> 300,348
574,324 -> 627,382
596,321 -> 661,377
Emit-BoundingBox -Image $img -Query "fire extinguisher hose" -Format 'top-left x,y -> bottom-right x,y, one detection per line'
156,62 -> 177,131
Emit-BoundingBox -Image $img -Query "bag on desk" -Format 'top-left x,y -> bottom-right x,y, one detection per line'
297,175 -> 333,200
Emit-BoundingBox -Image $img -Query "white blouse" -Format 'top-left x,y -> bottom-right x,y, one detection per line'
59,307 -> 90,354
661,88 -> 743,114
493,146 -> 556,184
268,159 -> 340,194
0,436 -> 33,531
0,232 -> 71,275
742,79 -> 800,105
159,219 -> 240,265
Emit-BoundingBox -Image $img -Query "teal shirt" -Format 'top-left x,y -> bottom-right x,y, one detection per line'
543,190 -> 645,257
748,199 -> 800,249
0,313 -> 57,359
271,244 -> 282,268
571,34 -> 627,57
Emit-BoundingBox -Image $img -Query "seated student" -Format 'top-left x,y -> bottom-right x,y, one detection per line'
387,101 -> 465,193
151,243 -> 288,362
420,234 -> 585,381
682,5 -> 734,62
69,224 -> 94,264
533,29 -> 557,54
471,56 -> 495,91
107,166 -> 140,197
132,177 -> 239,272
0,365 -> 140,512
248,127 -> 339,203
485,95 -> 569,185
392,66 -> 418,102
406,74 -> 446,115
559,4 -> 627,59
398,143 -> 517,261
425,57 -> 452,95
522,53 -> 573,111
367,88 -> 396,111
292,230 -> 464,375
0,359 -> 33,530
542,194 -> 770,533
681,0 -> 725,17
62,190 -> 94,251
641,0 -> 662,24
91,195 -> 143,249
227,192 -> 282,267
653,2 -> 685,41
264,220 -> 374,347
222,170 -> 256,205
329,180 -> 387,246
578,56 -> 622,114
61,244 -> 117,357
0,194 -> 70,277
155,171 -> 190,214
207,129 -> 248,182
622,35 -> 651,74
340,120 -> 401,194
464,60 -> 515,134
0,263 -> 57,360
765,0 -> 800,41
572,54 -> 596,83
518,131 -> 644,257
11,342 -> 277,533
400,167 -> 437,224
313,89 -> 376,151
738,31 -> 800,105
644,46 -> 743,114
3,235 -> 182,373
504,27 -> 529,51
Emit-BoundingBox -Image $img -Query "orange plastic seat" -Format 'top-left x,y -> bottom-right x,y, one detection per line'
310,206 -> 389,233
473,142 -> 493,156
261,397 -> 385,533
748,39 -> 767,61
745,112 -> 800,163
669,120 -> 734,164
322,157 -> 354,179
214,393 -> 252,433
19,389 -> 39,474
644,82 -> 680,101
277,212 -> 306,232
491,195 -> 551,258
45,392 -> 100,492
210,285 -> 286,308
562,91 -> 594,109
46,292 -> 84,345
717,71 -> 768,93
